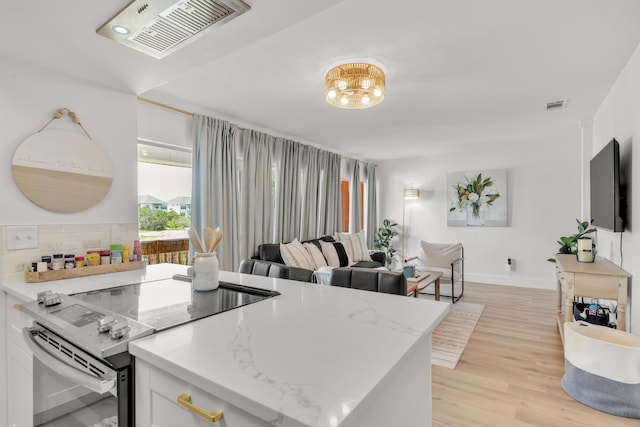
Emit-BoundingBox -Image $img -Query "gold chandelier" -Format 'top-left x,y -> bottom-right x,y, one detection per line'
324,62 -> 386,109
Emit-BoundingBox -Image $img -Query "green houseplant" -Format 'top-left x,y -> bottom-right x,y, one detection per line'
373,218 -> 398,266
547,219 -> 595,263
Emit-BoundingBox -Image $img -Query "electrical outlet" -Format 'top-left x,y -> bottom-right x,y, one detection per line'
505,258 -> 514,273
7,226 -> 39,250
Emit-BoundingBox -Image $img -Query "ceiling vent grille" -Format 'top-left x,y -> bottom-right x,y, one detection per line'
97,0 -> 250,59
546,100 -> 567,111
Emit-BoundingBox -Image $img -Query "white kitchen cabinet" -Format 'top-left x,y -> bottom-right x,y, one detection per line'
8,339 -> 33,427
136,360 -> 272,427
1,291 -> 6,427
5,293 -> 33,427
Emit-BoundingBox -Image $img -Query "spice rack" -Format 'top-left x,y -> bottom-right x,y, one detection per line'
25,261 -> 146,283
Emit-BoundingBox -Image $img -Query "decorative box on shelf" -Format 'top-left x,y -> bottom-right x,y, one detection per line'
25,261 -> 146,283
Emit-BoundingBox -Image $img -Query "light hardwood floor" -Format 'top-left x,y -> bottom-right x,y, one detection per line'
429,282 -> 638,427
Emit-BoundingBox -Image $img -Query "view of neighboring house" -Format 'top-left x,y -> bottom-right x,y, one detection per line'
166,196 -> 191,216
137,194 -> 191,215
137,194 -> 166,211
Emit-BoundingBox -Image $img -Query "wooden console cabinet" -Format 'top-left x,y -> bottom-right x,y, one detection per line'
555,254 -> 631,342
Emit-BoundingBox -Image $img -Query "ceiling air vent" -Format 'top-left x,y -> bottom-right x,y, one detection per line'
97,0 -> 250,59
546,100 -> 567,111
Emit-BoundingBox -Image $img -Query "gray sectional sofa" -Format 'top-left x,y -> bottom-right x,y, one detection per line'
238,235 -> 386,282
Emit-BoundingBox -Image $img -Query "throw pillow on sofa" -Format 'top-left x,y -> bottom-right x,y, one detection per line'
320,241 -> 350,267
335,230 -> 371,262
303,242 -> 328,269
280,239 -> 315,270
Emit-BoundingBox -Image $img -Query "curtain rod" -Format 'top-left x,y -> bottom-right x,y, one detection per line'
136,96 -> 246,130
137,96 -> 194,117
135,97 -> 372,163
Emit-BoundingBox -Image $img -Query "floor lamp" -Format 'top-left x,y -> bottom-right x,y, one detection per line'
402,187 -> 420,262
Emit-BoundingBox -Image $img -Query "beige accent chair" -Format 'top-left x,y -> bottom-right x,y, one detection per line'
406,241 -> 464,303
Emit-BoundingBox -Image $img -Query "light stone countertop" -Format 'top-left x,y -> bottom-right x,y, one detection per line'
2,264 -> 450,427
1,263 -> 181,301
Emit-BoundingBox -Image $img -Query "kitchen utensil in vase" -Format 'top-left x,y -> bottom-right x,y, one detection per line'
187,228 -> 205,253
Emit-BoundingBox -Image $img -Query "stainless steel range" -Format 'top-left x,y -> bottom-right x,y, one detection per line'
20,277 -> 279,427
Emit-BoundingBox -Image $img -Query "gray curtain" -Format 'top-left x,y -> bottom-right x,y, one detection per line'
192,115 -> 343,264
318,151 -> 342,236
348,159 -> 361,233
273,138 -> 342,242
299,147 -> 342,239
365,163 -> 378,248
192,114 -> 239,271
299,146 -> 319,241
240,129 -> 273,259
273,138 -> 302,242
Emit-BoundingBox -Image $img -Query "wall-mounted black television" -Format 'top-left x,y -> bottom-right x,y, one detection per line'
590,138 -> 625,232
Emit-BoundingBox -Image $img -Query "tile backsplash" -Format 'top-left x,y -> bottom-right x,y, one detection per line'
1,223 -> 138,283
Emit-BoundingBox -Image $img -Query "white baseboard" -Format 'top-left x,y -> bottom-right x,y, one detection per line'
465,273 -> 554,290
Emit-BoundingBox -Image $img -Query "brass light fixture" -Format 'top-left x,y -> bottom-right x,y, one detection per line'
324,62 -> 386,109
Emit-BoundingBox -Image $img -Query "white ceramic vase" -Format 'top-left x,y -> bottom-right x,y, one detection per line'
190,252 -> 219,291
466,205 -> 485,226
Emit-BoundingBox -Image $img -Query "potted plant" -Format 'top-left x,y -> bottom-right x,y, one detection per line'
373,218 -> 398,267
547,219 -> 595,263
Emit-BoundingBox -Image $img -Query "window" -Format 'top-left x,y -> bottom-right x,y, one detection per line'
137,140 -> 192,239
340,180 -> 365,232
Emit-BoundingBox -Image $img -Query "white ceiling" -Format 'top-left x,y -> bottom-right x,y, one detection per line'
3,0 -> 640,160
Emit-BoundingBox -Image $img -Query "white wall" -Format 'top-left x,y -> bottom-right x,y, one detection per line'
593,41 -> 640,334
138,100 -> 194,148
0,57 -> 138,225
0,57 -> 140,277
377,131 -> 582,289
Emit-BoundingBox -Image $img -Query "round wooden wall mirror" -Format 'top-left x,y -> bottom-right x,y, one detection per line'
12,128 -> 113,213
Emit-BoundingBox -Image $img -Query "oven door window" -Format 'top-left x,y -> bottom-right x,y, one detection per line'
34,357 -> 118,427
23,326 -> 127,427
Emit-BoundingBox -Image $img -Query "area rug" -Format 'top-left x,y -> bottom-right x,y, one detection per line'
432,302 -> 484,369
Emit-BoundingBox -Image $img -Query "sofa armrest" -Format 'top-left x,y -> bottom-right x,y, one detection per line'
238,258 -> 314,282
370,251 -> 386,264
287,267 -> 314,282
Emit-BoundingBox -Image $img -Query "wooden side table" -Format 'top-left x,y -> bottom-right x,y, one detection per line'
555,254 -> 631,343
406,271 -> 442,301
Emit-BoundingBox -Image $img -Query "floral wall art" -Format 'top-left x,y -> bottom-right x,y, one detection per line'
447,169 -> 508,227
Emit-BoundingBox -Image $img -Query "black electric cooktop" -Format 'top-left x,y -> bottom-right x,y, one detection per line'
72,278 -> 279,331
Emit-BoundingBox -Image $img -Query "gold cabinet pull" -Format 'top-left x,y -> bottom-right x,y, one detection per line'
176,392 -> 223,423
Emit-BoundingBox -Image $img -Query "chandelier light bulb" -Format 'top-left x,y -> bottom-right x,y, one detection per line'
362,95 -> 370,104
341,96 -> 349,105
338,80 -> 347,91
361,79 -> 371,89
373,87 -> 382,97
328,90 -> 336,99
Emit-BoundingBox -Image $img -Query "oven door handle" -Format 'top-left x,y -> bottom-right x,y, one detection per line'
22,327 -> 116,394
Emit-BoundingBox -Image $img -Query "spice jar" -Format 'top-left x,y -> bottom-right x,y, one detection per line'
100,250 -> 111,265
134,240 -> 143,262
75,256 -> 85,268
110,244 -> 123,264
64,254 -> 75,269
86,250 -> 100,266
52,254 -> 64,270
41,255 -> 52,270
